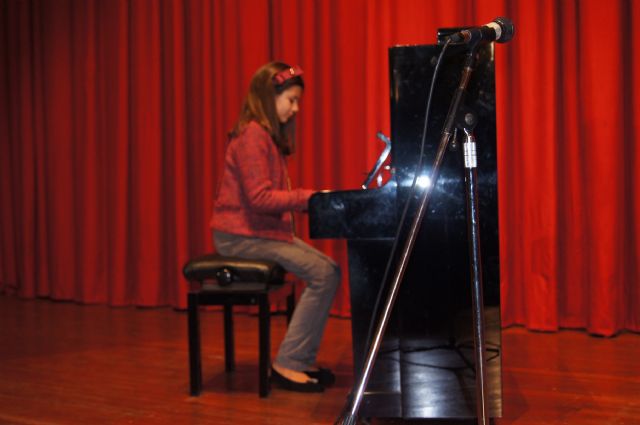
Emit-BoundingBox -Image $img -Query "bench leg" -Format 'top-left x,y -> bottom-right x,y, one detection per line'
258,295 -> 271,397
187,292 -> 202,396
223,304 -> 235,372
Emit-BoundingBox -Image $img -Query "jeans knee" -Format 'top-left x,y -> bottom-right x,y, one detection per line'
321,262 -> 341,290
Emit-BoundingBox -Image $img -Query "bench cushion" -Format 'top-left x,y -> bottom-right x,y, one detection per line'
183,254 -> 285,286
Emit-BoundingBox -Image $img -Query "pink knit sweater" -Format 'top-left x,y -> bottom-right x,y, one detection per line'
210,121 -> 313,242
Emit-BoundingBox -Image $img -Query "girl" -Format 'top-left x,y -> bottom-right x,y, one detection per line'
211,62 -> 340,392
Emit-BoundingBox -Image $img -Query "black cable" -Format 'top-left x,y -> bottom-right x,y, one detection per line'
334,40 -> 453,425
361,39 -> 452,369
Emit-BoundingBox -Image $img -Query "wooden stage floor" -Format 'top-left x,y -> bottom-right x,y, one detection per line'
1,294 -> 639,425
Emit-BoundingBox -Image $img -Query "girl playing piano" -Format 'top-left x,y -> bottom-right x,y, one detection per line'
210,61 -> 340,392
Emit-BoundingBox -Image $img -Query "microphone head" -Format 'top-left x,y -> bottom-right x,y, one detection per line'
493,17 -> 515,43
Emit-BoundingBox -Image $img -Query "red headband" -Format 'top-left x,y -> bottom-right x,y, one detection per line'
273,66 -> 304,85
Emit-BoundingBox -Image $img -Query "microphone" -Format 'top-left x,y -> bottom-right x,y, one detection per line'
447,17 -> 514,45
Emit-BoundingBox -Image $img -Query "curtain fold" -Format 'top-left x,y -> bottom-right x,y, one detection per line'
1,0 -> 639,335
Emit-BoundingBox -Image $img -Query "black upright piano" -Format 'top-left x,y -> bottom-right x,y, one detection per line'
309,40 -> 502,420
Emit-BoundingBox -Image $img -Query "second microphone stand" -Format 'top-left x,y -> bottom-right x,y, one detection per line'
338,44 -> 491,425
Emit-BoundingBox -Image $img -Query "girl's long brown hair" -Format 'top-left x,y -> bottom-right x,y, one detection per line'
230,61 -> 304,155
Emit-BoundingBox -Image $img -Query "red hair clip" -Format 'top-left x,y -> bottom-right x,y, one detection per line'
273,66 -> 304,85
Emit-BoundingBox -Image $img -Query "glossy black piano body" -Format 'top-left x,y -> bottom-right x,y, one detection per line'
309,42 -> 502,419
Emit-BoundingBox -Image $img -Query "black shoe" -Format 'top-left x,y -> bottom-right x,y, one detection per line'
270,367 -> 324,393
304,367 -> 335,387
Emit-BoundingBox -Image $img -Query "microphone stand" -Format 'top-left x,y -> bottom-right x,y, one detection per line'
459,108 -> 490,425
337,45 -> 491,425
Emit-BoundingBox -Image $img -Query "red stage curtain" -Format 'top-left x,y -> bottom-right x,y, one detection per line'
1,0 -> 639,336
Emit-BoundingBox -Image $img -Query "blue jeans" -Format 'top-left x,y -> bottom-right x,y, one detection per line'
213,231 -> 341,371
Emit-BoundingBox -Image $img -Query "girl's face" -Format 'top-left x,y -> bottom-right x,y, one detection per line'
275,85 -> 302,124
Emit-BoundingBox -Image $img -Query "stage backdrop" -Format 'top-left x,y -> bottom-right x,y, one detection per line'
1,0 -> 638,336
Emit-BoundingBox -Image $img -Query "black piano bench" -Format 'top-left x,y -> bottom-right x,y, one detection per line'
182,254 -> 294,398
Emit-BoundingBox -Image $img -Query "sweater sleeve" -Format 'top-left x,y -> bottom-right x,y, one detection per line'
232,125 -> 313,213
